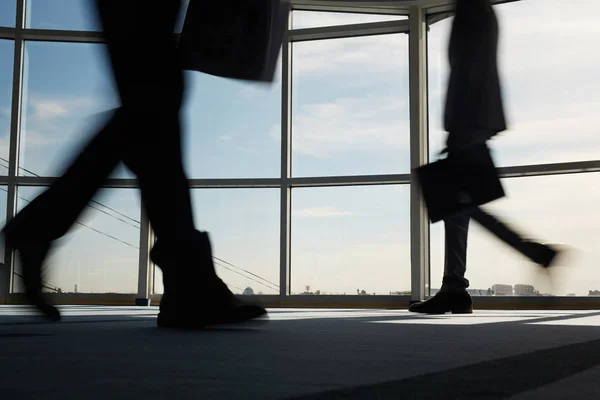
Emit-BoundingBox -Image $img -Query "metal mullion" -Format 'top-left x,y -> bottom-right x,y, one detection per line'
280,13 -> 293,297
21,29 -> 104,44
291,3 -> 407,16
408,6 -> 430,304
498,160 -> 600,178
15,176 -> 140,188
289,20 -> 409,42
2,0 -> 25,296
136,207 -> 151,305
188,178 -> 281,188
290,174 -> 410,187
0,27 -> 17,40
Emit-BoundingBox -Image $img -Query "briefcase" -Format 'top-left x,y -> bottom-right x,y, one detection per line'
178,0 -> 290,83
415,142 -> 505,223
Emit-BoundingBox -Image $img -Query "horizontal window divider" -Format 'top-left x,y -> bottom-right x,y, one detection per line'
188,178 -> 282,188
425,0 -> 522,16
8,160 -> 600,190
290,2 -> 409,15
498,160 -> 600,178
289,174 -> 411,187
426,12 -> 452,26
290,19 -> 409,42
15,176 -> 140,188
21,28 -> 104,43
0,27 -> 17,40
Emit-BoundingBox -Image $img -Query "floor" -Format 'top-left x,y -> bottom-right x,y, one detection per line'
1,306 -> 600,399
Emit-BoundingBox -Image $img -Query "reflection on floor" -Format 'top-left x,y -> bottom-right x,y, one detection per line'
1,306 -> 600,399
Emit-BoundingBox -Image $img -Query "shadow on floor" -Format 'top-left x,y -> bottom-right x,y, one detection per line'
291,336 -> 600,399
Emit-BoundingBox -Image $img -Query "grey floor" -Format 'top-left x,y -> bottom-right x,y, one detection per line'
1,306 -> 600,399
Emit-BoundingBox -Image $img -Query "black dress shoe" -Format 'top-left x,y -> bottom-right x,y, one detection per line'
157,282 -> 268,329
409,290 -> 473,314
151,230 -> 268,329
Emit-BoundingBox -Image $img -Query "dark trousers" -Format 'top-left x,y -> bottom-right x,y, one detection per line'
442,135 -> 536,291
7,1 -> 195,259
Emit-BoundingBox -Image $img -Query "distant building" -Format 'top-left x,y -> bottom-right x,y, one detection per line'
492,284 -> 513,296
589,290 -> 600,296
514,284 -> 539,296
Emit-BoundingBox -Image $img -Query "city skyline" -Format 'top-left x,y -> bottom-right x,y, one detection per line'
2,1 -> 600,296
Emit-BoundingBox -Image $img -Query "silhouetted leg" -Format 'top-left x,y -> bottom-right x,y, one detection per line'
442,213 -> 471,292
6,0 -> 189,242
409,145 -> 473,313
470,207 -> 557,267
2,112 -> 126,320
2,1 -> 189,321
5,112 -> 124,243
96,1 -> 266,327
95,0 -> 195,244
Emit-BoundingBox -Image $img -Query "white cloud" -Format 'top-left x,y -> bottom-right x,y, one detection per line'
294,206 -> 354,219
218,135 -> 232,141
20,129 -> 63,147
271,95 -> 409,158
293,33 -> 408,76
30,98 -> 69,119
27,96 -> 100,121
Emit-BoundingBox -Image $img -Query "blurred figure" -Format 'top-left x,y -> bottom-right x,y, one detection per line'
410,0 -> 560,314
2,0 -> 266,328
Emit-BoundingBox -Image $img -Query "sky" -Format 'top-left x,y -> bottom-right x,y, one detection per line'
1,0 -> 600,297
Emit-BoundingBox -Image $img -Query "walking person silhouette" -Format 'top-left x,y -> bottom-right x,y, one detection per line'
410,0 -> 563,314
2,0 -> 267,328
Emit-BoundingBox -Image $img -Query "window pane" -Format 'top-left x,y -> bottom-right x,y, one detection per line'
182,65 -> 282,178
292,34 -> 410,177
12,187 -> 141,294
430,173 -> 600,297
291,185 -> 410,295
153,189 -> 280,295
0,0 -> 16,27
428,1 -> 600,167
0,40 -> 13,173
292,10 -> 406,30
26,0 -> 100,31
19,41 -> 129,178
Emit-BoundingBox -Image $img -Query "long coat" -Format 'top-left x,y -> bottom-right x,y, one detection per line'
444,0 -> 507,147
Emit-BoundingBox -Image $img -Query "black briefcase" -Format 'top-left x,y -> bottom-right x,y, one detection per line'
416,143 -> 505,223
178,0 -> 289,83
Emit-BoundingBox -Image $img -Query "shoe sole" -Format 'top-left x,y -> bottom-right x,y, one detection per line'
409,307 -> 474,315
408,310 -> 473,315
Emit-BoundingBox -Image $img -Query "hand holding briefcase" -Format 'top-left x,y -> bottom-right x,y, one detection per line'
415,142 -> 505,223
